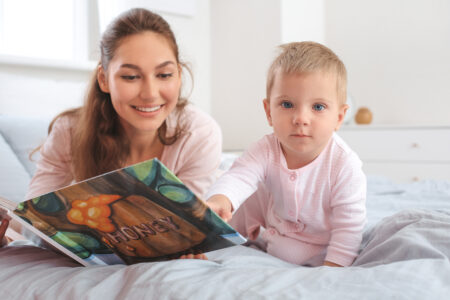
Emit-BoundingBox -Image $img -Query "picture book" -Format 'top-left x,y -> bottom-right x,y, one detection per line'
0,159 -> 246,266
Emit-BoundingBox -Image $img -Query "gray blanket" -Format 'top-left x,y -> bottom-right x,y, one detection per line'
355,209 -> 450,267
1,208 -> 450,299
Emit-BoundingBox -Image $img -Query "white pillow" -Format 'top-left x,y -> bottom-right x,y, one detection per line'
0,133 -> 31,203
0,115 -> 49,177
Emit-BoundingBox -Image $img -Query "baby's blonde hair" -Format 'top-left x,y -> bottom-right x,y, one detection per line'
266,41 -> 347,104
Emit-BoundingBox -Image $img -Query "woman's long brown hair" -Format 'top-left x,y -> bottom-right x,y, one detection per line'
35,8 -> 190,181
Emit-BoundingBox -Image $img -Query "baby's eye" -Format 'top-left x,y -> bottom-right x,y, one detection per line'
281,101 -> 293,109
313,103 -> 325,111
158,73 -> 173,79
121,75 -> 139,81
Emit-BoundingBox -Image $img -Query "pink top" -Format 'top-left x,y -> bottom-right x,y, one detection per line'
26,105 -> 222,200
206,133 -> 367,266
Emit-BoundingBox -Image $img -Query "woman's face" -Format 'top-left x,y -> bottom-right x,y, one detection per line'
98,31 -> 181,138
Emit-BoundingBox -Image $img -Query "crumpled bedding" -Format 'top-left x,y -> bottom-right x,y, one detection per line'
1,177 -> 450,299
355,209 -> 450,267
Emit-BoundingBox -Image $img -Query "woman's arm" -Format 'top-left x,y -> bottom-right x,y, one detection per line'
164,107 -> 223,199
0,219 -> 8,247
25,117 -> 74,199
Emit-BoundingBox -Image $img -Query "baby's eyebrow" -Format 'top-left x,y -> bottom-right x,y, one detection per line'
313,97 -> 334,103
274,95 -> 291,100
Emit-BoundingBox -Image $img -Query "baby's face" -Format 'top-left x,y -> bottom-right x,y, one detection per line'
263,71 -> 347,169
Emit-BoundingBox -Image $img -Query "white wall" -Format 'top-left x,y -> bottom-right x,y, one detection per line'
2,0 -> 449,150
163,0 -> 211,112
325,0 -> 450,125
281,0 -> 325,44
210,0 -> 281,150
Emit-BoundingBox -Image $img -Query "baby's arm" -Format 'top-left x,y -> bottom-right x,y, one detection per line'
206,194 -> 233,222
205,138 -> 269,220
325,154 -> 367,267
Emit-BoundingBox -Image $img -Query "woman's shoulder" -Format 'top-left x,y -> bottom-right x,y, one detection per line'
50,112 -> 79,133
41,112 -> 80,151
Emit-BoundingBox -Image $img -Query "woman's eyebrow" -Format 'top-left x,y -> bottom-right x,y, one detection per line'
155,61 -> 176,69
119,61 -> 176,70
120,63 -> 140,70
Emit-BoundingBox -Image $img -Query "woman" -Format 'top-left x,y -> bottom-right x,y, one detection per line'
1,8 -> 222,258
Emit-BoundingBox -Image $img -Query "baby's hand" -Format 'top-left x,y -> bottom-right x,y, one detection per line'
323,260 -> 343,267
206,194 -> 233,222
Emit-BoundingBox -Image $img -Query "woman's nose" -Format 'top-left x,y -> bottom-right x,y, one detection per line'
140,78 -> 157,100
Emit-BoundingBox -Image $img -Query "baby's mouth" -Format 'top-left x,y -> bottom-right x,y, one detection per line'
292,133 -> 310,137
132,105 -> 163,112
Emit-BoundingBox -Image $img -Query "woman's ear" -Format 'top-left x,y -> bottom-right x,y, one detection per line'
97,65 -> 110,93
263,98 -> 273,126
176,63 -> 183,89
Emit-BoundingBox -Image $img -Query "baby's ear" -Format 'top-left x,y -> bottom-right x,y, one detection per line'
335,104 -> 349,131
263,99 -> 273,126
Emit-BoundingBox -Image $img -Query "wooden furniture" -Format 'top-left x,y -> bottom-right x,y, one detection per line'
338,125 -> 450,183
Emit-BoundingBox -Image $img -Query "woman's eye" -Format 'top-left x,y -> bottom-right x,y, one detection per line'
281,101 -> 293,109
313,103 -> 325,111
158,73 -> 173,79
121,75 -> 139,80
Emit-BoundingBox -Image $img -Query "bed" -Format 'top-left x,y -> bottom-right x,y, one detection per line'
1,174 -> 450,299
1,116 -> 450,299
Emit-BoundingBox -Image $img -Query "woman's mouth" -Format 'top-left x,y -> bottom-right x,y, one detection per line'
132,105 -> 163,112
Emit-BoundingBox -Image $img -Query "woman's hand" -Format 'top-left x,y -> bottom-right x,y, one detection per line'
179,253 -> 208,260
206,194 -> 233,222
0,219 -> 9,247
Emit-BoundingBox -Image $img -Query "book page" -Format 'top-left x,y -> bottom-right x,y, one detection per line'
0,196 -> 17,211
1,196 -> 90,265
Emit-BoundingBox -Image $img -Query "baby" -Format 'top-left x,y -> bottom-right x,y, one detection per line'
207,42 -> 366,267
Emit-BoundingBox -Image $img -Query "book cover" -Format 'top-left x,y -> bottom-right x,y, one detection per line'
0,159 -> 246,266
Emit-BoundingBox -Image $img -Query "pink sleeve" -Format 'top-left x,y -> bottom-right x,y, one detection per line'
25,117 -> 74,199
325,153 -> 367,266
170,117 -> 223,199
205,137 -> 268,210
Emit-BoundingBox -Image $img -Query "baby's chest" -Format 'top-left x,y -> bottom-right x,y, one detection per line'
267,172 -> 331,220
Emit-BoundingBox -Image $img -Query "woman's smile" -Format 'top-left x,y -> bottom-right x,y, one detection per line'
131,104 -> 164,113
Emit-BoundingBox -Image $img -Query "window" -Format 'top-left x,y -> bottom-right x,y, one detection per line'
0,0 -> 195,66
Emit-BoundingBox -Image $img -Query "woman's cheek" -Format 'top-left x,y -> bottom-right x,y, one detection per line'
163,80 -> 181,101
115,83 -> 139,103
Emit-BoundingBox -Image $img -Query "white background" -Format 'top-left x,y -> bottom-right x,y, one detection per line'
0,0 -> 449,150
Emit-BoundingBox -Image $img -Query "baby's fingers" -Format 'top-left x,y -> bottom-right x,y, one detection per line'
220,210 -> 232,222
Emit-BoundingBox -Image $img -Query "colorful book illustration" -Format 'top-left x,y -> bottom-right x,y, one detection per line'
0,159 -> 246,266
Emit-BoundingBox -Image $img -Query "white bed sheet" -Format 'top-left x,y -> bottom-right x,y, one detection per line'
1,176 -> 450,299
